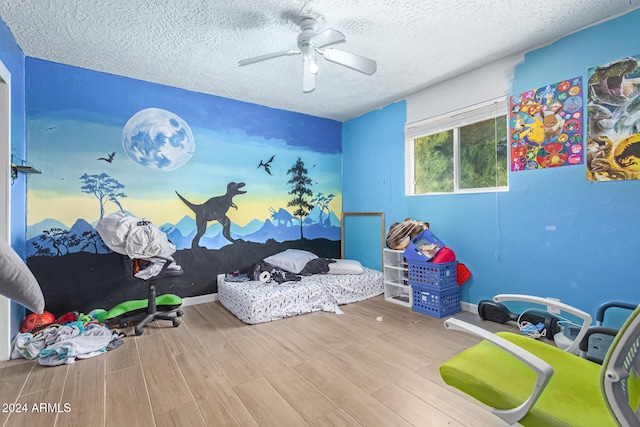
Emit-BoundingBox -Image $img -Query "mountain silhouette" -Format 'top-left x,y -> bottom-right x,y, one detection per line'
27,207 -> 342,255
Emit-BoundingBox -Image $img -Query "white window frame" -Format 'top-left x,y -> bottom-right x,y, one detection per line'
405,97 -> 509,195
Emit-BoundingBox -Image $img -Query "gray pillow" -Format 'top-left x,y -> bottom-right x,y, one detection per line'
263,249 -> 318,274
0,236 -> 45,313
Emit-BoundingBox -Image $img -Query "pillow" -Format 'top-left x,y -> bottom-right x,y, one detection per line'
263,249 -> 318,274
328,259 -> 364,275
0,236 -> 45,313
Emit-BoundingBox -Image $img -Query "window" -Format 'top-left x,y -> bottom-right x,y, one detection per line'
405,99 -> 508,195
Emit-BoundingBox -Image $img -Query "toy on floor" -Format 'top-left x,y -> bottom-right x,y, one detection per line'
478,299 -> 561,339
20,311 -> 55,333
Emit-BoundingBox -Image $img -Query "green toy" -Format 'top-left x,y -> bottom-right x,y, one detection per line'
90,309 -> 107,323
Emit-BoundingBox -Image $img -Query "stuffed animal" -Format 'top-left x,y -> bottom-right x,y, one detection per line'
386,218 -> 430,250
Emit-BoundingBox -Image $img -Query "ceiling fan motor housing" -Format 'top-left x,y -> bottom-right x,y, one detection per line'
297,18 -> 319,49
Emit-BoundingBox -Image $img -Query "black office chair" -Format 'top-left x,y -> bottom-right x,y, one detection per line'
578,301 -> 637,364
117,256 -> 184,336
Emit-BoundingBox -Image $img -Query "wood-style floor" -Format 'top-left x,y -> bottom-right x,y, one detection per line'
0,296 -> 516,427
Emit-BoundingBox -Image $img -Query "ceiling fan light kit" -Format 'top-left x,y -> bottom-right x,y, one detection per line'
238,18 -> 376,93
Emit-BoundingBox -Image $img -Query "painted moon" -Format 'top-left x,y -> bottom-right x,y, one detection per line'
122,108 -> 194,171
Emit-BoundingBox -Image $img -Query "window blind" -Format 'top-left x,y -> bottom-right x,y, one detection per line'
405,98 -> 507,140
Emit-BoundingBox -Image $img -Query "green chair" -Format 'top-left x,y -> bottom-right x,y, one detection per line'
440,295 -> 640,426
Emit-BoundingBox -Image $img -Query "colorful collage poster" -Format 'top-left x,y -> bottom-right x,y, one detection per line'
587,55 -> 640,181
509,77 -> 583,171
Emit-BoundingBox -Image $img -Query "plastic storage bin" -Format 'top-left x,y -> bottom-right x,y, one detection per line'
411,284 -> 461,318
403,229 -> 458,289
408,261 -> 458,289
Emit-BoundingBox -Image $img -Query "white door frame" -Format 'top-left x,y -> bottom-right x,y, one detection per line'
0,60 -> 13,361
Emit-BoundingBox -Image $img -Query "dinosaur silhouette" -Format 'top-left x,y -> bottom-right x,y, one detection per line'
615,138 -> 640,168
97,152 -> 116,163
176,182 -> 246,248
257,155 -> 275,175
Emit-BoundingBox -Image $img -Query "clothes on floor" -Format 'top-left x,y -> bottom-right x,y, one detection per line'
11,323 -> 124,366
11,323 -> 83,360
37,326 -> 113,366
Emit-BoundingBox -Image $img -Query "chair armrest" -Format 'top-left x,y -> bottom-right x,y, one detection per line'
578,326 -> 619,357
595,302 -> 636,325
494,294 -> 592,354
444,318 -> 554,425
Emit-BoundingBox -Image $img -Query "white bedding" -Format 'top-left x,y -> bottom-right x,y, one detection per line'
218,267 -> 384,324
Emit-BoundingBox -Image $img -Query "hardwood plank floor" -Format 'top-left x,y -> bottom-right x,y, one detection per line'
0,296 -> 515,426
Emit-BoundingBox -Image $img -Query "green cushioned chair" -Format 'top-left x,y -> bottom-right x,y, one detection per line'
110,257 -> 184,336
440,295 -> 640,426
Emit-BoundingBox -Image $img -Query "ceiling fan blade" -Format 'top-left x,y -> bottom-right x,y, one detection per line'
321,48 -> 377,75
238,49 -> 300,66
303,57 -> 315,93
309,28 -> 345,48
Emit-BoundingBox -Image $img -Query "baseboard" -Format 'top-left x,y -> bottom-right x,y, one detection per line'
460,301 -> 477,313
182,293 -> 218,307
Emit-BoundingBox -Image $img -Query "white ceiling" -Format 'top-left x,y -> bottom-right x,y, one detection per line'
1,0 -> 639,121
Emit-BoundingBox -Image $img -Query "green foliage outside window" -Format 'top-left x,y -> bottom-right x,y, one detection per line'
414,131 -> 453,193
459,116 -> 508,189
412,115 -> 507,194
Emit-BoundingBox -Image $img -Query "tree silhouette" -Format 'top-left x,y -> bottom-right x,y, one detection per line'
79,172 -> 127,220
286,157 -> 314,239
38,227 -> 72,256
31,240 -> 53,257
78,230 -> 107,254
310,192 -> 335,227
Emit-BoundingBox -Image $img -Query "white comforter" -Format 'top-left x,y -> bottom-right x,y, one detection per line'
96,212 -> 176,259
219,267 -> 384,324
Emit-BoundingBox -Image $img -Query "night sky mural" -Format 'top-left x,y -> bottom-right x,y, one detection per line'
25,58 -> 342,315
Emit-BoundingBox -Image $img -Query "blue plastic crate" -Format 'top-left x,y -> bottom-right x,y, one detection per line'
403,229 -> 446,263
411,284 -> 461,318
407,261 -> 458,289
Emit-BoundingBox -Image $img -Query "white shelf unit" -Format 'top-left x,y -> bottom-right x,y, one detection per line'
383,248 -> 412,307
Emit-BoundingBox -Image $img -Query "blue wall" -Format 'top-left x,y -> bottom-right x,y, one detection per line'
342,102 -> 407,268
0,16 -> 27,334
343,10 -> 640,317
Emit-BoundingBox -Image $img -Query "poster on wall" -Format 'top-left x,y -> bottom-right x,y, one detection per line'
509,77 -> 584,171
587,55 -> 640,181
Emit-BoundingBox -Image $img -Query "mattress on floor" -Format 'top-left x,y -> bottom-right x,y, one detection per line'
218,267 -> 383,324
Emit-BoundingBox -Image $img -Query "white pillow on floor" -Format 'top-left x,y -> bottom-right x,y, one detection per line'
328,259 -> 364,275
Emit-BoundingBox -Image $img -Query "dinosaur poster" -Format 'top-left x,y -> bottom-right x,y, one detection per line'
509,77 -> 584,171
587,55 -> 640,181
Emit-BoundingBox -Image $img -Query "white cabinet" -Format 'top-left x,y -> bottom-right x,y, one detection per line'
383,248 -> 412,307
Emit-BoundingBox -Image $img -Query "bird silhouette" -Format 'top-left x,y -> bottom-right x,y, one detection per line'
257,155 -> 275,175
97,152 -> 116,163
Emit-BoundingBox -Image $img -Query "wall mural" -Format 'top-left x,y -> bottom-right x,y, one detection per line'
587,55 -> 640,181
25,60 -> 342,315
509,77 -> 584,171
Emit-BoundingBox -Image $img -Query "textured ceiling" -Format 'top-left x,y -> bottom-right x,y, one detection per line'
1,0 -> 639,121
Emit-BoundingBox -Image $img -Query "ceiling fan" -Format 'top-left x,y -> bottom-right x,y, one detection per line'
238,18 -> 377,93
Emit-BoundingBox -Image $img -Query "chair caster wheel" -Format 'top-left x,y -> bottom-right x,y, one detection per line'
119,320 -> 130,328
134,327 -> 144,336
176,310 -> 183,317
172,319 -> 180,327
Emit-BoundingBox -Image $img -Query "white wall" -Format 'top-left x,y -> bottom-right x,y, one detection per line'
405,53 -> 523,125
